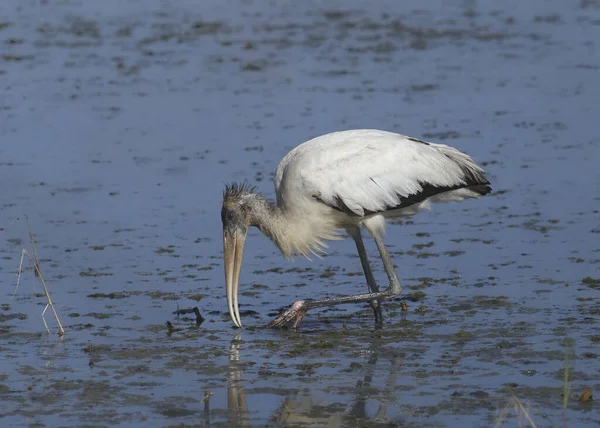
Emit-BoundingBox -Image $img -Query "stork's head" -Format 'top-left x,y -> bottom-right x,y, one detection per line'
221,182 -> 259,328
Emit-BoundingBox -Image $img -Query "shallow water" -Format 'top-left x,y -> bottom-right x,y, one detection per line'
1,0 -> 598,426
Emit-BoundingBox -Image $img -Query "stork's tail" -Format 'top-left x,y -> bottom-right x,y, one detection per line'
436,144 -> 491,189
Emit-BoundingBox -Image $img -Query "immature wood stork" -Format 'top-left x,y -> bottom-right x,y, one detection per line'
222,129 -> 491,328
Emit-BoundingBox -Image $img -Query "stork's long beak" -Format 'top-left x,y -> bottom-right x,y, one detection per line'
224,226 -> 246,328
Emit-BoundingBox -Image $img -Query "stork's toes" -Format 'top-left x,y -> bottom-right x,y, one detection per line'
266,300 -> 310,329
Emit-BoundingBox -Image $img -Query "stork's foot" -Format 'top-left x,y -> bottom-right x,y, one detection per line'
267,300 -> 311,329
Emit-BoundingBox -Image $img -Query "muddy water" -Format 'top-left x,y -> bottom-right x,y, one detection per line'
1,0 -> 598,426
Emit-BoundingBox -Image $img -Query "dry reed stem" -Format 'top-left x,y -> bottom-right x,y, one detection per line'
512,395 -> 538,428
494,396 -> 537,428
13,217 -> 65,336
494,393 -> 561,428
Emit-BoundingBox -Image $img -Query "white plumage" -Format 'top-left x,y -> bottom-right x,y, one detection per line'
222,129 -> 491,328
272,129 -> 489,258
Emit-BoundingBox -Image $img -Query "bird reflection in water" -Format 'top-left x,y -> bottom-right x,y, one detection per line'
228,333 -> 250,425
226,332 -> 404,425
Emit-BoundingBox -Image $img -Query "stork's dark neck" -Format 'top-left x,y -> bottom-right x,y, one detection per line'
247,194 -> 283,242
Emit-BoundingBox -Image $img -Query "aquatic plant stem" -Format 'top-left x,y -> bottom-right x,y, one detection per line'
563,338 -> 574,425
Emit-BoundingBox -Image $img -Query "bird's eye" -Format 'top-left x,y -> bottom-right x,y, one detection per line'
226,211 -> 234,221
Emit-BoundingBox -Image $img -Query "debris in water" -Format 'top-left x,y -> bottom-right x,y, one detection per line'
579,387 -> 593,403
173,306 -> 205,325
166,321 -> 183,334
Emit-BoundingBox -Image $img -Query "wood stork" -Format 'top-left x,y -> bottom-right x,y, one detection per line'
222,129 -> 491,328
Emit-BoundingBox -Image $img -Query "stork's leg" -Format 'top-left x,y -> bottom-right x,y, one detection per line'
347,226 -> 383,326
370,228 -> 402,295
267,228 -> 402,329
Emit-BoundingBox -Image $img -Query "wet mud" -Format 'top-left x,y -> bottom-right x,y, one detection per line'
1,0 -> 599,426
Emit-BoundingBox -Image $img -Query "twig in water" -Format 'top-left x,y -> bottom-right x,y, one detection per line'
166,321 -> 182,334
512,395 -> 538,428
202,389 -> 213,420
494,393 -> 556,428
26,215 -> 41,275
13,217 -> 65,336
200,390 -> 213,404
173,306 -> 205,325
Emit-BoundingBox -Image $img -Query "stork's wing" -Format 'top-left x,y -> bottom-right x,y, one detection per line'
276,129 -> 490,217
